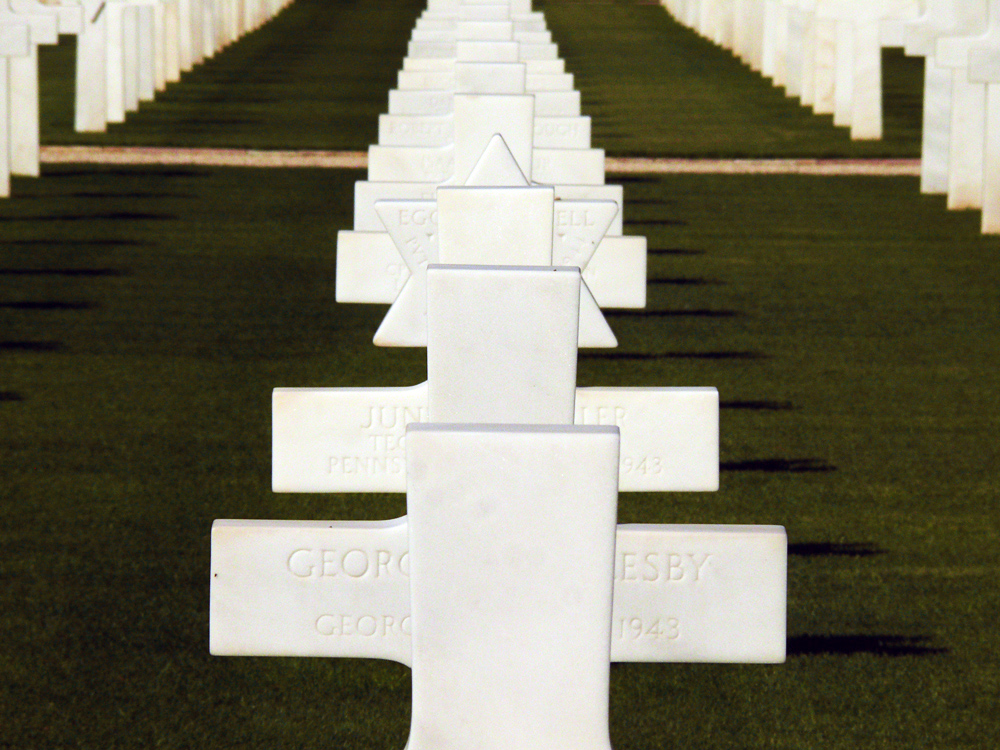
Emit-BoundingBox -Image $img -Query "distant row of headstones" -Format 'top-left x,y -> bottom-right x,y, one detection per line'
1,0 -> 292,197
209,1 -> 787,744
665,0 -> 1000,235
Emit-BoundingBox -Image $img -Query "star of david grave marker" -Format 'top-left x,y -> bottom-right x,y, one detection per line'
338,135 -> 643,312
369,137 -> 621,347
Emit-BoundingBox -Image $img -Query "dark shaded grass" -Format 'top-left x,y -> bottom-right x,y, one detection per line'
2,165 -> 998,749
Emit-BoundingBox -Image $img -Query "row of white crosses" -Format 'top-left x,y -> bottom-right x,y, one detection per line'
664,0 -> 1000,234
663,0 -> 921,140
1,0 -> 292,198
904,0 -> 1000,232
212,1 -> 787,744
335,0 -> 649,337
74,0 -> 295,133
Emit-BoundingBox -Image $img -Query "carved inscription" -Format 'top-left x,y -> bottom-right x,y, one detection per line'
397,208 -> 438,270
316,614 -> 411,637
615,551 -> 712,583
420,153 -> 453,181
326,405 -> 429,476
287,548 -> 409,578
535,121 -> 579,138
327,405 -> 429,477
616,617 -> 680,641
574,404 -> 663,477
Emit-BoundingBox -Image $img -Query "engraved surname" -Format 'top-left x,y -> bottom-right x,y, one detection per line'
616,551 -> 712,583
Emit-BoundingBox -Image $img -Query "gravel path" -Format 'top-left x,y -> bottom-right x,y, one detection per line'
40,146 -> 921,176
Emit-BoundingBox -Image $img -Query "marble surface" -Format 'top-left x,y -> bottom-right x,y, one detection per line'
75,1 -> 108,132
969,43 -> 1000,231
274,264 -> 716,493
341,135 -> 638,320
370,139 -> 619,346
210,518 -> 787,663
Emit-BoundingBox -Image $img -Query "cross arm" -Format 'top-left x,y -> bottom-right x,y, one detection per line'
209,520 -> 787,664
271,384 -> 719,493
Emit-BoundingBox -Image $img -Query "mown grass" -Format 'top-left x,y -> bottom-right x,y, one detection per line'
2,164 -> 997,748
4,0 -> 997,748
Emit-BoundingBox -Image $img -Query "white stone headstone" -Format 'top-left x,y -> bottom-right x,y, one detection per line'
1,20 -> 30,196
369,140 -> 618,347
967,3 -> 1000,232
210,517 -> 787,664
936,3 -> 993,209
274,265 -> 717,494
3,1 -> 57,176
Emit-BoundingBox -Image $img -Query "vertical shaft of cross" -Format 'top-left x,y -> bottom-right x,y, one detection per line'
406,424 -> 619,750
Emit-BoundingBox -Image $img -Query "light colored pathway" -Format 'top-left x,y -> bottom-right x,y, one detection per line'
39,146 -> 921,176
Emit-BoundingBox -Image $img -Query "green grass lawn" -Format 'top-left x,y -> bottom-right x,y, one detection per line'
4,0 -> 997,747
2,164 -> 997,748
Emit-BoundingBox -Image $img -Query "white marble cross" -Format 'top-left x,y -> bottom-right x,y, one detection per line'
936,0 -> 998,211
903,0 -> 988,195
9,0 -> 83,170
967,2 -> 1000,232
1,0 -> 57,176
213,426 -> 786,672
814,0 -> 920,140
1,17 -> 30,197
274,265 -> 717,494
374,93 -> 598,185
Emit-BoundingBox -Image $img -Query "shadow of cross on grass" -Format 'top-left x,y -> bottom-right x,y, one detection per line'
787,634 -> 947,657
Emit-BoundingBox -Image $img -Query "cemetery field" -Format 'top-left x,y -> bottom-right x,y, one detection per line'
39,0 -> 923,157
2,164 -> 998,748
3,0 -> 997,747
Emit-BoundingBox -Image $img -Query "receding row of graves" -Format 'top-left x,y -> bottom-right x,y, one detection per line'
666,0 -> 1000,234
208,1 -> 788,746
1,0 -> 291,197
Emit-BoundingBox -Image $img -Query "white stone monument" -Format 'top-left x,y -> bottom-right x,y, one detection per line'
903,0 -> 988,195
936,0 -> 998,211
213,425 -> 787,669
2,0 -> 57,176
214,1 -> 786,739
967,2 -> 1000,232
274,265 -> 716,494
341,136 -> 640,312
814,0 -> 920,140
1,17 -> 30,197
363,138 -> 638,347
